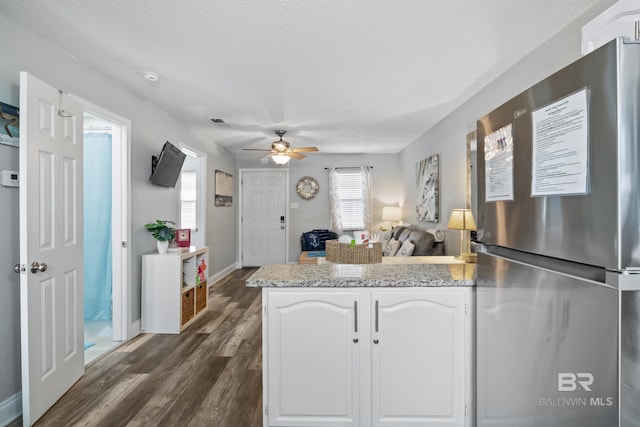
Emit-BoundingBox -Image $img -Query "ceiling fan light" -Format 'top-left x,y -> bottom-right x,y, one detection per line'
271,154 -> 290,165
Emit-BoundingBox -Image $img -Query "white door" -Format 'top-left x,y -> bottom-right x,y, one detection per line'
371,289 -> 466,427
241,169 -> 287,266
19,72 -> 84,425
265,290 -> 362,426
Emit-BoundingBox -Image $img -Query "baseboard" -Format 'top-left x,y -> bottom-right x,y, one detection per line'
207,262 -> 238,287
0,392 -> 21,427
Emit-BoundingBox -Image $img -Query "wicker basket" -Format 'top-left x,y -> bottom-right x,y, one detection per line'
325,240 -> 382,264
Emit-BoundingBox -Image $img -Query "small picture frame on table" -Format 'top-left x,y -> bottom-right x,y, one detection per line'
175,229 -> 191,247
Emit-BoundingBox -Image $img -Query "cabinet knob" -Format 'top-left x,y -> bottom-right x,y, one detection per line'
373,339 -> 379,344
353,338 -> 359,343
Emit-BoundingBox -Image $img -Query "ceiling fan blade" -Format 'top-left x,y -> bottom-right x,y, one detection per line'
288,152 -> 305,159
290,147 -> 319,152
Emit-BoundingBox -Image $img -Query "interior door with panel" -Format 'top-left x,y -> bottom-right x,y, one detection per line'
241,169 -> 287,266
265,290 -> 363,426
19,72 -> 84,425
371,289 -> 466,427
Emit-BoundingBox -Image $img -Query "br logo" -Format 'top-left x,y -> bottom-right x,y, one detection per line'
558,373 -> 594,392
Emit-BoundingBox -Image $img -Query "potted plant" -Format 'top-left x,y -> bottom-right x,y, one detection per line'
145,219 -> 177,254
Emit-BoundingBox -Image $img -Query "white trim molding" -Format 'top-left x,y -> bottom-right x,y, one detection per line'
0,392 -> 21,426
207,262 -> 239,287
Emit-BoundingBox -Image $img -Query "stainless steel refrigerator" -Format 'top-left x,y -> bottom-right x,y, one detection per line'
476,38 -> 640,427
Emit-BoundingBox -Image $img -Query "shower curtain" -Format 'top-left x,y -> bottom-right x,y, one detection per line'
83,132 -> 112,321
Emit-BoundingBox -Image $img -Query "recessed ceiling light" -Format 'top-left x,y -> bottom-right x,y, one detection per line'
143,71 -> 160,82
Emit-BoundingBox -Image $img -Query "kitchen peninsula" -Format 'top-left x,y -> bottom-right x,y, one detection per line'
247,261 -> 475,427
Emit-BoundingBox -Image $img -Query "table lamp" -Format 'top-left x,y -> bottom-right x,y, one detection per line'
381,206 -> 402,231
447,208 -> 476,262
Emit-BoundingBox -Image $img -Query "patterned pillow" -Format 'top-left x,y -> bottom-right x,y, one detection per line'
379,230 -> 393,252
397,239 -> 415,257
383,238 -> 401,256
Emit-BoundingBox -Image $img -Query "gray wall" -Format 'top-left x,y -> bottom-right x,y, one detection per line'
208,149 -> 238,273
0,14 -> 236,404
236,152 -> 401,262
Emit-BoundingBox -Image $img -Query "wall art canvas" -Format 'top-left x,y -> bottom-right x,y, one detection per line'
0,101 -> 19,148
416,154 -> 439,222
215,170 -> 233,206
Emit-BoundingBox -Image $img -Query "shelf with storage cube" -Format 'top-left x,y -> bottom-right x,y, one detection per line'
142,246 -> 209,333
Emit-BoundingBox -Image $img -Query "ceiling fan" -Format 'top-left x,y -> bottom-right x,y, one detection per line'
243,130 -> 319,164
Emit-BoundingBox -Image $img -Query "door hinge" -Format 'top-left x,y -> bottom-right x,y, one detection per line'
263,305 -> 268,316
465,404 -> 468,417
264,404 -> 268,417
465,303 -> 468,314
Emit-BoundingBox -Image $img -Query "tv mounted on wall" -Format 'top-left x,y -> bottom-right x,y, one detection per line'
149,141 -> 186,188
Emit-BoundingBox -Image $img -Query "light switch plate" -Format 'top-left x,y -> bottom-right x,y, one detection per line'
290,202 -> 299,209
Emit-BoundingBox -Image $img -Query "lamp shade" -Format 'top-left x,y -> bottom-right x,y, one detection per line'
447,209 -> 476,230
382,206 -> 402,221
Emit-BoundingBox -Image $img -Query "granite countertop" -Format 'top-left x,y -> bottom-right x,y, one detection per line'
246,262 -> 476,288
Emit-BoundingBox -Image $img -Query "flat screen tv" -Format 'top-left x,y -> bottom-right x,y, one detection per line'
149,141 -> 186,188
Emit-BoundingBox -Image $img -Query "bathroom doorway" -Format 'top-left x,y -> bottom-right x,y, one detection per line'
82,109 -> 130,364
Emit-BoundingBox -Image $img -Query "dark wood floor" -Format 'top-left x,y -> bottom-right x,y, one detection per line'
12,267 -> 262,427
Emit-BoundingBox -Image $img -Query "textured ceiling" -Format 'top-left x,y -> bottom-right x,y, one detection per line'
0,0 -> 597,154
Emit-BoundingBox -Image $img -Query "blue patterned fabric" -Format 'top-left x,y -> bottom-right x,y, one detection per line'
301,229 -> 338,251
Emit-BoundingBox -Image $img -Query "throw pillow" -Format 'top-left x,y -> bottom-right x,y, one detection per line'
302,232 -> 322,250
379,230 -> 393,252
383,238 -> 400,256
397,239 -> 415,256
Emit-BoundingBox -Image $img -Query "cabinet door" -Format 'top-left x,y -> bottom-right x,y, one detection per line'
371,289 -> 466,427
265,290 -> 362,427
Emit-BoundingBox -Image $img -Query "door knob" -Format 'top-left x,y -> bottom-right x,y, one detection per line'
30,262 -> 48,274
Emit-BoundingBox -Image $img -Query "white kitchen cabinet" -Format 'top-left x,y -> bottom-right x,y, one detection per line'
264,290 -> 363,426
141,246 -> 209,334
371,289 -> 468,426
263,287 -> 472,427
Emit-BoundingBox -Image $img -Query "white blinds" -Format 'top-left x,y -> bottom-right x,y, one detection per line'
329,167 -> 372,233
180,170 -> 197,230
334,170 -> 365,230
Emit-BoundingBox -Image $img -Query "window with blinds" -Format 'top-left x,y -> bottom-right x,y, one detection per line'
334,169 -> 365,230
180,170 -> 197,230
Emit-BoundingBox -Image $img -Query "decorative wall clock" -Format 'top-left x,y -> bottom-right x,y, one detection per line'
296,176 -> 320,200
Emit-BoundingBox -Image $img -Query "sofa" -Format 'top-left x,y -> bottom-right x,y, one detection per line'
381,225 -> 445,256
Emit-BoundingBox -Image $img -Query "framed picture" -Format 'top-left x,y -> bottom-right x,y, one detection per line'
416,154 -> 439,222
0,101 -> 19,148
215,170 -> 233,206
175,228 -> 191,247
